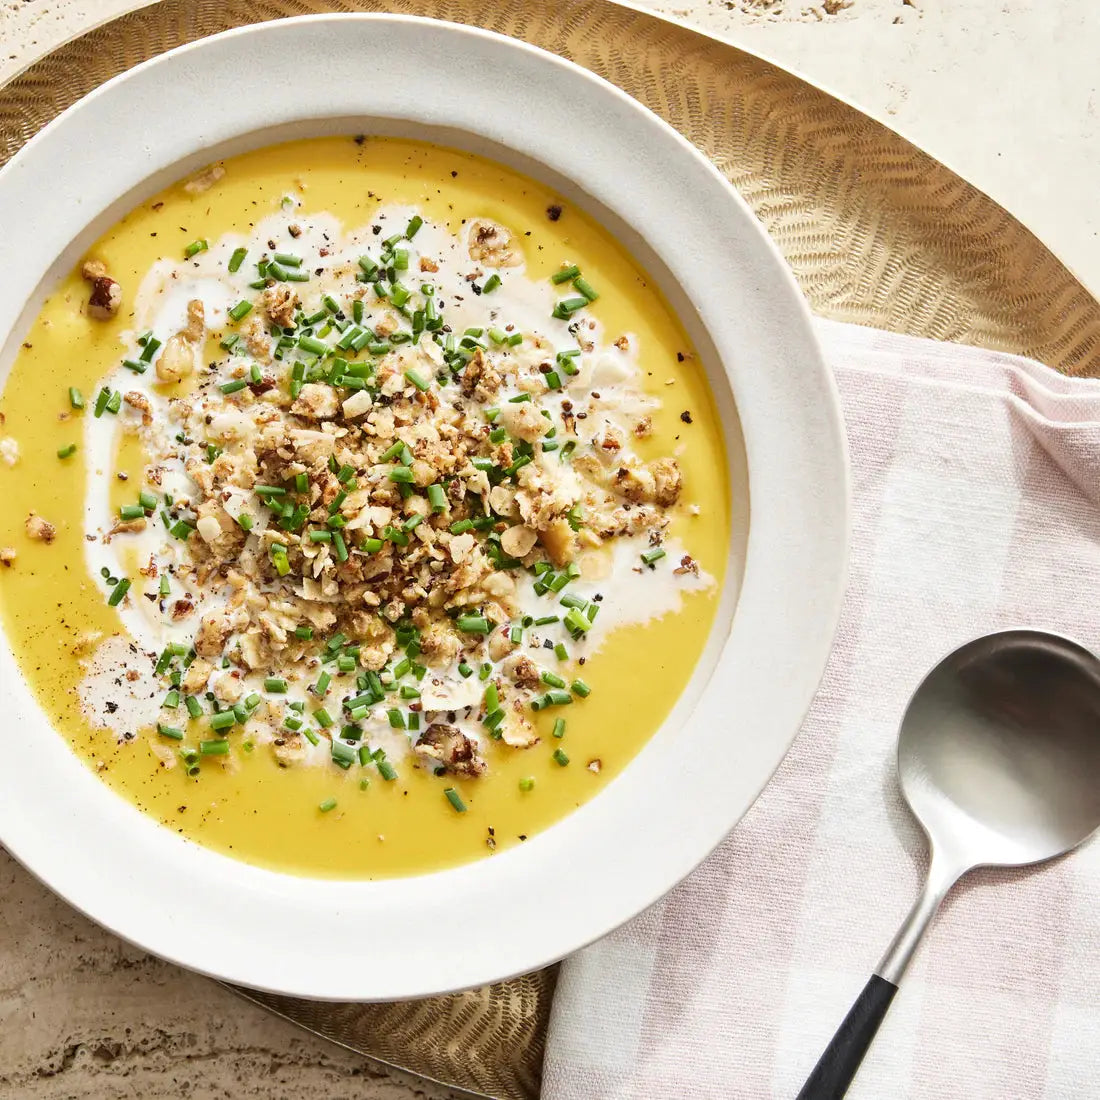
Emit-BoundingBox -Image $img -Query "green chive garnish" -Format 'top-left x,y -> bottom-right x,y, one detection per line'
107,578 -> 130,607
456,615 -> 491,634
444,787 -> 467,813
641,548 -> 666,566
228,247 -> 248,273
185,239 -> 208,259
482,274 -> 501,294
404,369 -> 431,392
68,387 -> 84,410
209,711 -> 235,732
553,748 -> 570,766
319,797 -> 337,813
573,277 -> 599,302
199,739 -> 229,755
551,265 -> 580,284
57,443 -> 77,459
228,300 -> 253,322
157,724 -> 184,740
519,777 -> 535,792
219,379 -> 248,395
378,760 -> 398,781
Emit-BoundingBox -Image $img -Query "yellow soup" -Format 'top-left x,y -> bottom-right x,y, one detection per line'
0,137 -> 730,878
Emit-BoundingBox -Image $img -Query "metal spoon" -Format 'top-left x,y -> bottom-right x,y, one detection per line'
797,629 -> 1100,1099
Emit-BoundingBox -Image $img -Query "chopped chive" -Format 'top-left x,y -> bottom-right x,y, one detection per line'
273,252 -> 301,267
318,797 -> 337,813
121,359 -> 147,374
484,683 -> 499,713
450,518 -> 474,535
162,689 -> 180,709
387,708 -> 405,730
105,389 -> 122,415
479,662 -> 492,681
314,670 -> 331,695
228,300 -> 253,322
458,662 -> 473,678
456,615 -> 491,634
444,787 -> 467,813
482,274 -> 502,294
119,504 -> 145,521
545,371 -> 562,390
571,679 -> 591,698
519,776 -> 535,792
210,710 -> 235,731
337,653 -> 357,673
228,247 -> 248,272
68,386 -> 85,410
314,707 -> 334,728
219,378 -> 248,394
402,513 -> 423,532
107,578 -> 131,607
426,483 -> 447,512
236,513 -> 254,532
56,443 -> 77,459
540,671 -> 566,689
641,548 -> 666,566
158,575 -> 171,597
553,748 -> 570,766
573,276 -> 599,302
199,738 -> 230,755
378,760 -> 398,781
405,214 -> 423,238
552,296 -> 588,320
333,530 -> 348,562
184,239 -> 208,259
185,695 -> 203,719
552,718 -> 566,739
254,485 -> 287,498
388,466 -> 415,483
551,264 -> 580,284
294,625 -> 313,640
404,369 -> 431,392
264,677 -> 288,693
157,723 -> 184,740
554,642 -> 569,661
309,529 -> 332,543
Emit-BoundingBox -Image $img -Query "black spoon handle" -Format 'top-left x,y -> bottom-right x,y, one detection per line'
795,974 -> 898,1100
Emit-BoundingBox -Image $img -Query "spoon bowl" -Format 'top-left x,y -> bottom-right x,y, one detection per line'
900,630 -> 1100,871
798,630 -> 1100,1100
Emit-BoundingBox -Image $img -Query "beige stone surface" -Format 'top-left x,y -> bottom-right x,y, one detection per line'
1,0 -> 1098,1095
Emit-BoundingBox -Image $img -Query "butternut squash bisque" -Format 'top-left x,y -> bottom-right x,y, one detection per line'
0,137 -> 731,878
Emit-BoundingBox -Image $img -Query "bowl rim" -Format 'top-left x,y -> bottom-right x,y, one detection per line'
0,12 -> 849,1000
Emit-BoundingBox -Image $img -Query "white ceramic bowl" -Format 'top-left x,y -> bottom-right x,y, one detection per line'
0,14 -> 848,1000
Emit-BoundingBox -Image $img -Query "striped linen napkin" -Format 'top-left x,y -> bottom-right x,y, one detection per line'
542,318 -> 1100,1100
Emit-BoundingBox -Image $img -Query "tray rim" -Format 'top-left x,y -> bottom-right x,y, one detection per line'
3,0 -> 1096,314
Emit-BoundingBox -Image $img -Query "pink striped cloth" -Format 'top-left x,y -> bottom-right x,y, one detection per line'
542,319 -> 1100,1099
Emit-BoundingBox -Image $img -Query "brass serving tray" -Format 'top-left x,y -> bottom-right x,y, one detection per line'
3,2 -> 1099,1098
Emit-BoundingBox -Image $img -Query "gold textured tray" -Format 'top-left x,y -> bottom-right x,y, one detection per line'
3,2 -> 1099,1098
